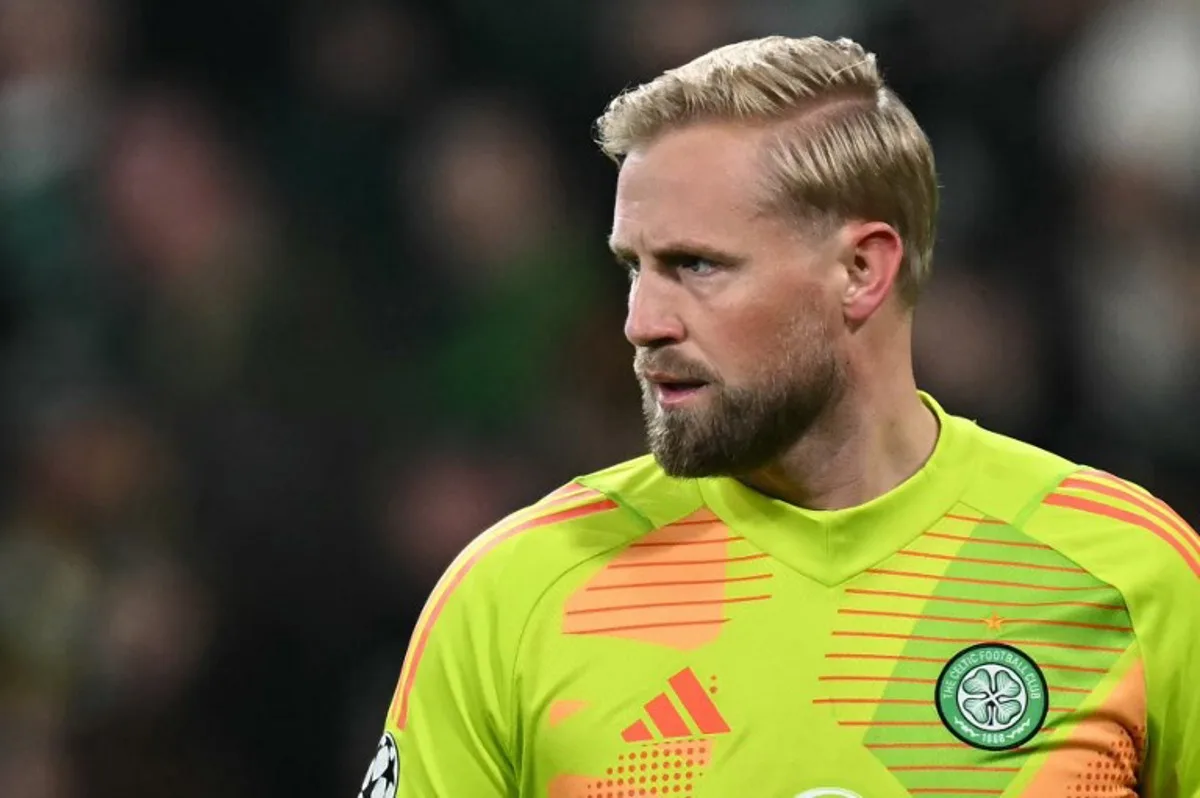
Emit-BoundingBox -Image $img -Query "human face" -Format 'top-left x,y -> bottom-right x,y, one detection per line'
610,121 -> 846,477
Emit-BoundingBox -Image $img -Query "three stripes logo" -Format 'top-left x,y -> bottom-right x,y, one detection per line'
620,668 -> 731,742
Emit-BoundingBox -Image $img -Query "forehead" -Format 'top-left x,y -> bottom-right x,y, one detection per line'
610,121 -> 778,253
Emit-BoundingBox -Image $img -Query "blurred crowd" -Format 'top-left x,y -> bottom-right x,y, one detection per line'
0,0 -> 1196,796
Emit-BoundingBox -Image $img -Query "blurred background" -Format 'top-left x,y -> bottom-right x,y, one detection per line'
0,0 -> 1196,795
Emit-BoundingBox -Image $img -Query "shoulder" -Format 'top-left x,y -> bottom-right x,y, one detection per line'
1020,466 -> 1200,741
430,454 -> 702,610
954,419 -> 1078,521
1022,467 -> 1200,601
389,464 -> 657,727
957,417 -> 1199,606
389,456 -> 709,729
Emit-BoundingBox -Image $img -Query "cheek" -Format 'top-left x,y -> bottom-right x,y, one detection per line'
704,309 -> 792,379
720,290 -> 836,379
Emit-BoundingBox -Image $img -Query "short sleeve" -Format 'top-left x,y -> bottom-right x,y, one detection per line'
1155,573 -> 1200,797
357,536 -> 519,798
354,485 -> 620,798
1139,516 -> 1200,797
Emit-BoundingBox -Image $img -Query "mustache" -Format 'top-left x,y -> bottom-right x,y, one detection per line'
633,349 -> 718,383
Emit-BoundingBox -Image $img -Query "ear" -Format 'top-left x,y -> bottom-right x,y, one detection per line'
841,221 -> 904,325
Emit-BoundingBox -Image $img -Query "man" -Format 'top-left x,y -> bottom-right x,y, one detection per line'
358,36 -> 1200,797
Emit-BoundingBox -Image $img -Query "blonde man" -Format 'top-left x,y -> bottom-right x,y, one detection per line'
359,37 -> 1199,798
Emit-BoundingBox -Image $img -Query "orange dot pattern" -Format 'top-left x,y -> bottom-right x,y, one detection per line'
1063,723 -> 1143,797
1016,659 -> 1147,798
574,741 -> 711,798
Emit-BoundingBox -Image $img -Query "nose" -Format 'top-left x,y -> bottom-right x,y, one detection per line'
624,272 -> 685,348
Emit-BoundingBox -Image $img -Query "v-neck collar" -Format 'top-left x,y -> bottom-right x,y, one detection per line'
698,393 -> 976,586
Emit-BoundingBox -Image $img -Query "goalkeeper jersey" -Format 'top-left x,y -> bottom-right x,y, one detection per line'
360,394 -> 1200,798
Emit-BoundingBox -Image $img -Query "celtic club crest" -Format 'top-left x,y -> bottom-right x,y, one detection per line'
935,643 -> 1049,750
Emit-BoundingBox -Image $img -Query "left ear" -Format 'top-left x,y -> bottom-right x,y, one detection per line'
840,221 -> 904,325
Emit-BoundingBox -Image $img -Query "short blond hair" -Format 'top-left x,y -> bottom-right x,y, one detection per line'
596,36 -> 938,305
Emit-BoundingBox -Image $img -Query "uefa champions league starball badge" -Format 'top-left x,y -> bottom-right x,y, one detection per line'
358,732 -> 399,798
935,643 -> 1049,750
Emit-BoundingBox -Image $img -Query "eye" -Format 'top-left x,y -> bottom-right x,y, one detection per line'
679,257 -> 719,277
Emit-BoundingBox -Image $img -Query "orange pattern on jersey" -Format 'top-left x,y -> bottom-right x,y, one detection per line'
542,483 -> 606,509
1068,470 -> 1200,559
549,700 -> 590,728
1046,470 -> 1200,578
547,775 -> 594,798
390,487 -> 615,728
547,740 -> 714,798
562,509 -> 771,649
544,668 -> 727,795
1019,659 -> 1145,797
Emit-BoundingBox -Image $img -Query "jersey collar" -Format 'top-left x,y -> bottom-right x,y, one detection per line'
698,393 -> 976,586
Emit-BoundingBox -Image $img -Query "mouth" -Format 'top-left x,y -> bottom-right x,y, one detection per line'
643,373 -> 711,407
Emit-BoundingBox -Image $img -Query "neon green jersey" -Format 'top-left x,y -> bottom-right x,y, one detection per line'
358,395 -> 1200,798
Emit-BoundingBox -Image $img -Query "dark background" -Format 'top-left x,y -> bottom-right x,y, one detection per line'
1,0 -> 1197,796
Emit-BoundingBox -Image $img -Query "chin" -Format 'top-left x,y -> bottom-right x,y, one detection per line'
648,440 -> 741,479
647,419 -> 788,479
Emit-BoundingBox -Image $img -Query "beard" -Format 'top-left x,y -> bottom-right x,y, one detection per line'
636,325 -> 842,478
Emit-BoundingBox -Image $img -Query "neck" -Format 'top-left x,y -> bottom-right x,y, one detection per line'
739,373 -> 939,511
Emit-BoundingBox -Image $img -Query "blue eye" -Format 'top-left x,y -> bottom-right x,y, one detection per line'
681,258 -> 718,276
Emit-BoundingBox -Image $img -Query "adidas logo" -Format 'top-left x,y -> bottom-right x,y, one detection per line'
621,668 -> 731,742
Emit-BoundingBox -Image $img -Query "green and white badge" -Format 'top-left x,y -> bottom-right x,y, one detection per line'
935,643 -> 1049,750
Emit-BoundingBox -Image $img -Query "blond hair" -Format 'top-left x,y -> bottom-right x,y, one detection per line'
596,36 -> 938,304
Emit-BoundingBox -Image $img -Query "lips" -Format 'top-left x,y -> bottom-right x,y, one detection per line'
641,372 -> 711,407
655,383 -> 707,406
640,370 -> 709,387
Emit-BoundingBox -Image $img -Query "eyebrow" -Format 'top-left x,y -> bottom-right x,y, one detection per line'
607,239 -> 745,266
